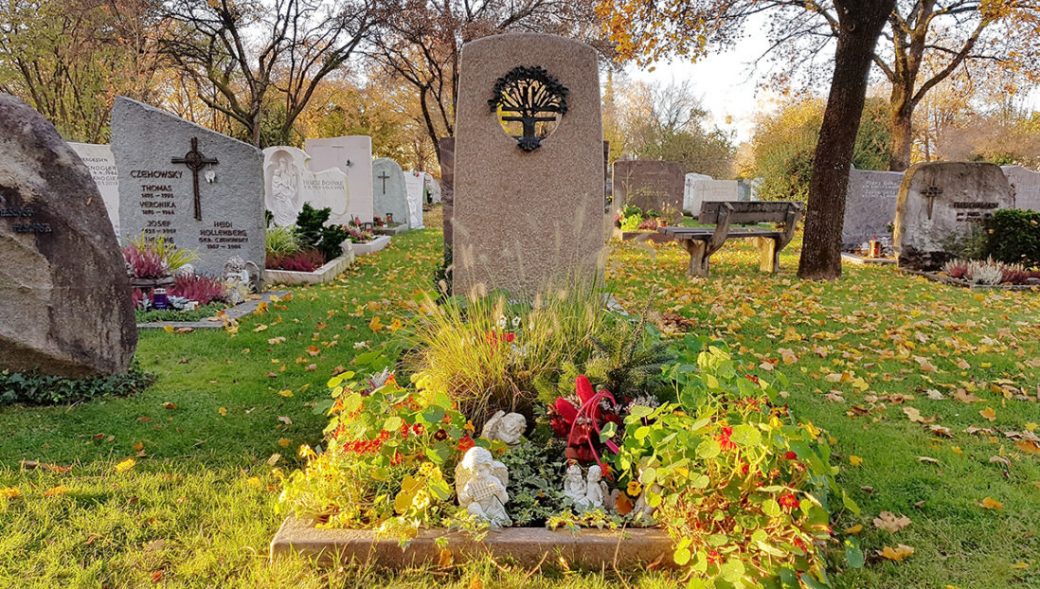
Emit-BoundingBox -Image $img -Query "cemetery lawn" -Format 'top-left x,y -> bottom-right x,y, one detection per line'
0,214 -> 1037,588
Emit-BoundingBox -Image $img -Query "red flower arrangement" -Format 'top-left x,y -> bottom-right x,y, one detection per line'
717,426 -> 736,451
549,375 -> 621,470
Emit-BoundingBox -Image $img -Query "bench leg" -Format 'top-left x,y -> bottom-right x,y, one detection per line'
684,240 -> 710,277
755,237 -> 779,273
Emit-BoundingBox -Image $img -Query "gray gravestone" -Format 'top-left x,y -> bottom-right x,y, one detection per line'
842,169 -> 902,248
304,136 -> 374,223
0,94 -> 137,377
112,97 -> 265,277
894,162 -> 1014,270
372,158 -> 409,226
68,142 -> 121,236
612,160 -> 684,214
1002,165 -> 1040,211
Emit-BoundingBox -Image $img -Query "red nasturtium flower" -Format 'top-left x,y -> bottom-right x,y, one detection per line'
779,493 -> 800,510
717,426 -> 736,451
457,435 -> 475,453
785,451 -> 798,460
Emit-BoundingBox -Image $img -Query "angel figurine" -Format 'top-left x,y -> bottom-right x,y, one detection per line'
562,463 -> 590,512
480,411 -> 527,445
454,447 -> 511,527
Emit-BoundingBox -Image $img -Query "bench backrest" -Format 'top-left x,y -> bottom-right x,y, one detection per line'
698,201 -> 802,224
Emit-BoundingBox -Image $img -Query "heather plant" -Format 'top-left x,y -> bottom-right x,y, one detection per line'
122,243 -> 168,279
266,249 -> 326,272
169,274 -> 227,306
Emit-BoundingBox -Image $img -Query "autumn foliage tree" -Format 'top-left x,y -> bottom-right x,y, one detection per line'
599,0 -> 895,279
161,0 -> 382,147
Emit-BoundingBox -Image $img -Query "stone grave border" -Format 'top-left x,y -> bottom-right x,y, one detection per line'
265,252 -> 355,286
621,231 -> 674,244
374,224 -> 409,236
841,252 -> 896,266
137,290 -> 290,330
901,269 -> 1040,291
351,235 -> 392,256
270,517 -> 673,570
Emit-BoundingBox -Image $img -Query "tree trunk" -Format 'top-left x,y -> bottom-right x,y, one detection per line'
798,0 -> 895,280
888,83 -> 913,171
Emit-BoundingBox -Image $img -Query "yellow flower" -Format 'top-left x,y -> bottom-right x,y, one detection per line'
464,421 -> 475,433
627,481 -> 642,496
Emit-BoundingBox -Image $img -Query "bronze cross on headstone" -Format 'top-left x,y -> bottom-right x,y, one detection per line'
171,137 -> 219,221
923,185 -> 943,220
378,171 -> 390,194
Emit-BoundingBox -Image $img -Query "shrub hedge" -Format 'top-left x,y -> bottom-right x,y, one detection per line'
984,209 -> 1040,268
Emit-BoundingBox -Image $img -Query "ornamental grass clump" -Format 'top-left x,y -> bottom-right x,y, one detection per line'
607,338 -> 854,587
405,282 -> 609,424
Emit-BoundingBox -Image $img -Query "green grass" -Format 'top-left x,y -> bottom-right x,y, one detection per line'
1,213 -> 1039,587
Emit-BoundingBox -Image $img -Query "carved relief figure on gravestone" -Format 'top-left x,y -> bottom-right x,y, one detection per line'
269,153 -> 300,227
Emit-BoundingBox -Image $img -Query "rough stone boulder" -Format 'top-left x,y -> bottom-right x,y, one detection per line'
0,94 -> 137,377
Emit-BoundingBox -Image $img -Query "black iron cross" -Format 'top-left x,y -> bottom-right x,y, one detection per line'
922,185 -> 943,220
378,171 -> 390,194
171,137 -> 219,221
501,105 -> 560,152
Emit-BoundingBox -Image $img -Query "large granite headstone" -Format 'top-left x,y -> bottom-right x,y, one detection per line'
842,169 -> 902,248
263,146 -> 350,227
452,33 -> 605,296
112,98 -> 265,277
613,160 -> 684,213
1002,165 -> 1040,212
438,137 -> 455,248
894,162 -> 1014,270
404,171 -> 426,229
372,158 -> 409,226
68,142 -> 121,236
304,136 -> 374,223
0,94 -> 137,377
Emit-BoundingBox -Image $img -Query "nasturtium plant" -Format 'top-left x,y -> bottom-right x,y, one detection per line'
280,370 -> 474,538
610,338 -> 853,588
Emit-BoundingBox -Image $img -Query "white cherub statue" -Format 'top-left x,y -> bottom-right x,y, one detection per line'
584,464 -> 608,512
480,410 -> 527,445
562,463 -> 590,512
454,447 -> 511,527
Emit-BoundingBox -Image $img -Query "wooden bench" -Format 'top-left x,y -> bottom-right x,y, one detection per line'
659,201 -> 802,277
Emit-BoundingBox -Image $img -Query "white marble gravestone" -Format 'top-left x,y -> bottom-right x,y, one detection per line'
842,169 -> 903,248
404,171 -> 426,229
683,173 -> 711,214
425,175 -> 442,203
68,142 -> 121,236
112,97 -> 265,277
372,158 -> 408,226
263,146 -> 350,227
894,162 -> 1014,270
1002,165 -> 1040,211
304,136 -> 374,223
